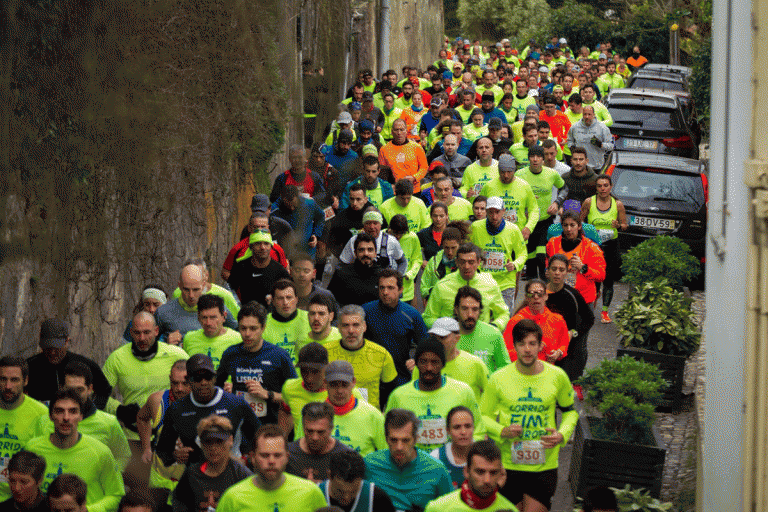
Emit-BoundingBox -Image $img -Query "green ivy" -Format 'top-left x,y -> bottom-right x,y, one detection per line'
620,236 -> 701,290
576,356 -> 667,445
615,278 -> 701,357
689,35 -> 711,137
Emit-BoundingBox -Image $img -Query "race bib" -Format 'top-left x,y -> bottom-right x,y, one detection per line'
565,271 -> 577,287
0,456 -> 8,484
237,391 -> 267,417
417,418 -> 447,445
484,251 -> 506,271
473,182 -> 484,195
512,440 -> 546,465
503,209 -> 518,224
324,206 -> 336,221
597,228 -> 613,243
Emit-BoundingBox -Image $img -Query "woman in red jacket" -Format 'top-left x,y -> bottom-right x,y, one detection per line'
504,279 -> 570,364
545,210 -> 606,304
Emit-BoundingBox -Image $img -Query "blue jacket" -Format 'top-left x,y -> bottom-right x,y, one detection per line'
482,107 -> 508,124
270,196 -> 325,257
341,177 -> 394,209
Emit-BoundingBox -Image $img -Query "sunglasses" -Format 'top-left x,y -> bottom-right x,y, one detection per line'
191,372 -> 215,383
526,291 -> 546,298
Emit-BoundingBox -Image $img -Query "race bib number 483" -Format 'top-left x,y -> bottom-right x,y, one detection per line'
418,418 -> 447,445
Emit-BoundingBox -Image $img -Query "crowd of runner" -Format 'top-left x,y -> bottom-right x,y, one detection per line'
0,35 -> 653,512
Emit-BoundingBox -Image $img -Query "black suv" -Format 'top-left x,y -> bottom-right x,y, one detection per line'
604,89 -> 699,159
626,68 -> 696,126
601,151 -> 707,259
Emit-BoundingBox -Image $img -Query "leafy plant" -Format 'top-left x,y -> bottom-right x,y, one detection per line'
572,485 -> 673,511
576,356 -> 667,444
615,277 -> 701,357
689,35 -> 711,137
620,236 -> 701,290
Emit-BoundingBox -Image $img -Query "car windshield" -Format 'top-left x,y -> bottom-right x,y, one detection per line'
631,78 -> 685,92
610,106 -> 683,130
613,167 -> 705,208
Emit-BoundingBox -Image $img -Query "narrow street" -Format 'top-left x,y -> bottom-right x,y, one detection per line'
551,282 -> 705,511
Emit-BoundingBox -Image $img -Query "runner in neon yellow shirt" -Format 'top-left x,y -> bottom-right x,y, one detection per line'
453,288 -> 511,373
102,312 -> 189,441
216,426 -> 326,512
423,244 -> 509,331
470,197 -> 527,309
324,306 -> 397,409
460,139 -> 498,198
387,217 -> 423,302
0,358 -> 49,501
516,146 -> 566,280
301,295 -> 341,353
412,318 -> 489,401
433,176 -> 473,221
282,347 -> 365,440
379,187 -> 431,233
263,280 -> 309,365
182,294 -> 241,369
479,319 -> 577,511
36,367 -> 131,472
26,390 -> 124,512
386,337 -> 484,451
479,154 -> 540,237
424,440 -> 518,512
325,361 -> 387,456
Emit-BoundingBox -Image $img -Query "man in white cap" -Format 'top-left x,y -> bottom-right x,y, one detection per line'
227,231 -> 291,307
469,195 -> 528,311
338,210 -> 407,274
412,317 -> 489,400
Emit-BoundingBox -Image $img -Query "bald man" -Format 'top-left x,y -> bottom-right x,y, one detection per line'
103,311 -> 189,486
156,263 -> 238,345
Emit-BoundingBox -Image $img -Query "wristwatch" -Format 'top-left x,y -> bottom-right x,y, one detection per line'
580,264 -> 589,275
267,390 -> 275,402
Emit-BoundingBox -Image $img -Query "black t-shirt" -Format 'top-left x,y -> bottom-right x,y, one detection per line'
0,495 -> 48,512
25,352 -> 112,410
171,459 -> 253,512
329,484 -> 396,512
228,258 -> 290,307
285,440 -> 352,482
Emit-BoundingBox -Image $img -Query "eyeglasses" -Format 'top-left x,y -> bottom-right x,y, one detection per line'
191,372 -> 215,383
526,291 -> 546,298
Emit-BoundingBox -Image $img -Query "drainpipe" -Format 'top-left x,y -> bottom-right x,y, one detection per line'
378,0 -> 390,77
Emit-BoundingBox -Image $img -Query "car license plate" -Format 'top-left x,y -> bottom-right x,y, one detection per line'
623,138 -> 658,150
630,216 -> 677,230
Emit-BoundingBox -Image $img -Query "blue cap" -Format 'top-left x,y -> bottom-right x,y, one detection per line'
442,70 -> 453,79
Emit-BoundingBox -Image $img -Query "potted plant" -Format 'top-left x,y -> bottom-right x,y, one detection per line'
569,356 -> 668,499
614,277 -> 701,411
620,236 -> 702,291
572,485 -> 673,511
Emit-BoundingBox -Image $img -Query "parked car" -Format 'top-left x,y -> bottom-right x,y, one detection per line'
626,68 -> 696,126
604,89 -> 699,159
641,63 -> 693,79
601,151 -> 707,259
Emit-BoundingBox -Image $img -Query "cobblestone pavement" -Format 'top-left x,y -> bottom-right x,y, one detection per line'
550,284 -> 705,511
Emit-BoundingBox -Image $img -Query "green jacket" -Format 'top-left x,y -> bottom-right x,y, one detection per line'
423,271 -> 509,330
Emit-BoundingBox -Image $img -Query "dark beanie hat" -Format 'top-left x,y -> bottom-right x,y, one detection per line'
414,336 -> 446,366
